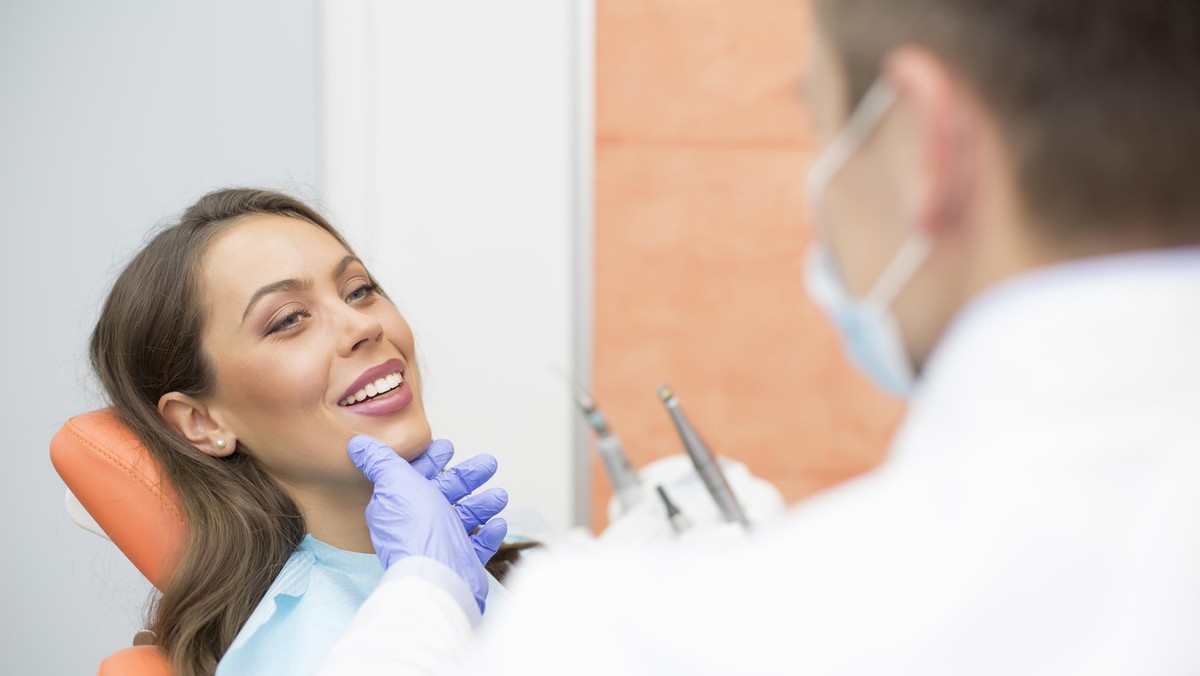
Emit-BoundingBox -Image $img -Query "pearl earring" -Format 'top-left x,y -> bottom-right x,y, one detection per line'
215,438 -> 227,450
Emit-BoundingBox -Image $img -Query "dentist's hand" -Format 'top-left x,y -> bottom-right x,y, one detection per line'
408,438 -> 510,565
349,436 -> 509,612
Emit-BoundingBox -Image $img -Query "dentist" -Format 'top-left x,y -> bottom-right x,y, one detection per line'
325,0 -> 1200,673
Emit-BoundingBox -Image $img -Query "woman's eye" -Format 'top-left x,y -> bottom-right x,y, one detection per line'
347,283 -> 378,303
267,310 -> 309,335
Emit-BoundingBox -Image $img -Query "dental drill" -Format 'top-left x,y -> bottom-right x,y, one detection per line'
572,387 -> 644,513
657,385 -> 752,530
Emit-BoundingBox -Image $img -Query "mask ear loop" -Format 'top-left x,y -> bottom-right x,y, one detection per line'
864,235 -> 932,307
805,79 -> 901,230
805,78 -> 929,308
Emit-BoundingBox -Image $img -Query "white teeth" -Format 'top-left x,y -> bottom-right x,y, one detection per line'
340,370 -> 404,407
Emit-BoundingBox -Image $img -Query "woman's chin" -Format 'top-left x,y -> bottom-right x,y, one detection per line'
336,411 -> 431,461
359,422 -> 432,462
389,431 -> 433,462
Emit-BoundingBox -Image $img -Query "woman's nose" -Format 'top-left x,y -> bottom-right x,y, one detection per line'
336,304 -> 384,356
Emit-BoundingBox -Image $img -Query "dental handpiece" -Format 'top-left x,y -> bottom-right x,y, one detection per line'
573,387 -> 643,512
658,384 -> 751,530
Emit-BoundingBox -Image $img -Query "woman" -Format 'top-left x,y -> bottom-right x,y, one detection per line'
90,188 -> 511,675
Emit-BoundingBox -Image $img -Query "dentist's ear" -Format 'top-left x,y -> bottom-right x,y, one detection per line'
158,392 -> 237,458
884,47 -> 978,239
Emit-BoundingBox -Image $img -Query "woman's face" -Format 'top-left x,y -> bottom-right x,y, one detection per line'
197,214 -> 431,491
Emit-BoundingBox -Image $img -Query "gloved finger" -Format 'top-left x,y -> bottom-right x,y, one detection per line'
347,435 -> 411,484
408,439 -> 455,480
432,453 -> 499,503
471,517 -> 508,566
454,487 -> 509,533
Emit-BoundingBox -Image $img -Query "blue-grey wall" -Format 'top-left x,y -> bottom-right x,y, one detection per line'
0,1 -> 317,671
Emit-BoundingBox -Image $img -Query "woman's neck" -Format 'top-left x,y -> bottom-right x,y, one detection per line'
286,483 -> 375,553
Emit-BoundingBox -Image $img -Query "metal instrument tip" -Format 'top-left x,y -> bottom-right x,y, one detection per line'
573,386 -> 596,412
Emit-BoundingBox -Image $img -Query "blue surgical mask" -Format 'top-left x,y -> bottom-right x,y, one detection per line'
803,79 -> 931,397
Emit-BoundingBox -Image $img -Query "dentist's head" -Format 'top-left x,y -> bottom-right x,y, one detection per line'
90,188 -> 431,675
803,0 -> 1200,395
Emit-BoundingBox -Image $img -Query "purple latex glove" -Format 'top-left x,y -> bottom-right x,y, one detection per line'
407,438 -> 510,565
349,436 -> 508,611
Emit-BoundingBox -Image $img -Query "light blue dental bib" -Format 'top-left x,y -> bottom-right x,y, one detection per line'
217,534 -> 505,675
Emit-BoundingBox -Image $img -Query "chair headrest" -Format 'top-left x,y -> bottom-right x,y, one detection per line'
50,409 -> 186,591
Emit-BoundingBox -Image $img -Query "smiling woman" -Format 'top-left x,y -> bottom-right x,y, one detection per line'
158,210 -> 434,544
90,189 -> 506,676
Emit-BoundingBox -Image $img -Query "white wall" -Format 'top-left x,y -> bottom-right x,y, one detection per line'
319,0 -> 593,534
0,1 -> 318,672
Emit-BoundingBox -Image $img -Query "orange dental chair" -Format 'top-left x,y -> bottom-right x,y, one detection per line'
50,409 -> 183,676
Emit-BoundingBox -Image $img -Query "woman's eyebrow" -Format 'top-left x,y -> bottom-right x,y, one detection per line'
241,278 -> 312,322
333,254 -> 360,280
240,256 -> 362,323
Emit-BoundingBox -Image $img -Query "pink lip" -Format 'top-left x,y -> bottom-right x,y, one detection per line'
343,380 -> 414,417
339,358 -> 407,405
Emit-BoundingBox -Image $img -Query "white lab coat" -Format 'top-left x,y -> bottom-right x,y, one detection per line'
322,248 -> 1200,675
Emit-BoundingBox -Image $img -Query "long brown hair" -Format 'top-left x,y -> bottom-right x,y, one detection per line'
90,188 -> 354,675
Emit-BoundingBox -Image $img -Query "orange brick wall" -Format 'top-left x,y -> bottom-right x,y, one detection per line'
591,0 -> 904,529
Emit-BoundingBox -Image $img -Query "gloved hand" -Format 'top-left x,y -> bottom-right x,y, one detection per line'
407,438 -> 510,566
349,436 -> 509,612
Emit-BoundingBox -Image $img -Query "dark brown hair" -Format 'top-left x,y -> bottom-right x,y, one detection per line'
90,188 -> 352,675
815,0 -> 1200,245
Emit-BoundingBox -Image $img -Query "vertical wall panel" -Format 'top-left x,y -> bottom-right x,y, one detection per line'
320,1 -> 587,533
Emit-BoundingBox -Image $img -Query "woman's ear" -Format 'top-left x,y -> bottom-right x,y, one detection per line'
157,392 -> 236,458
